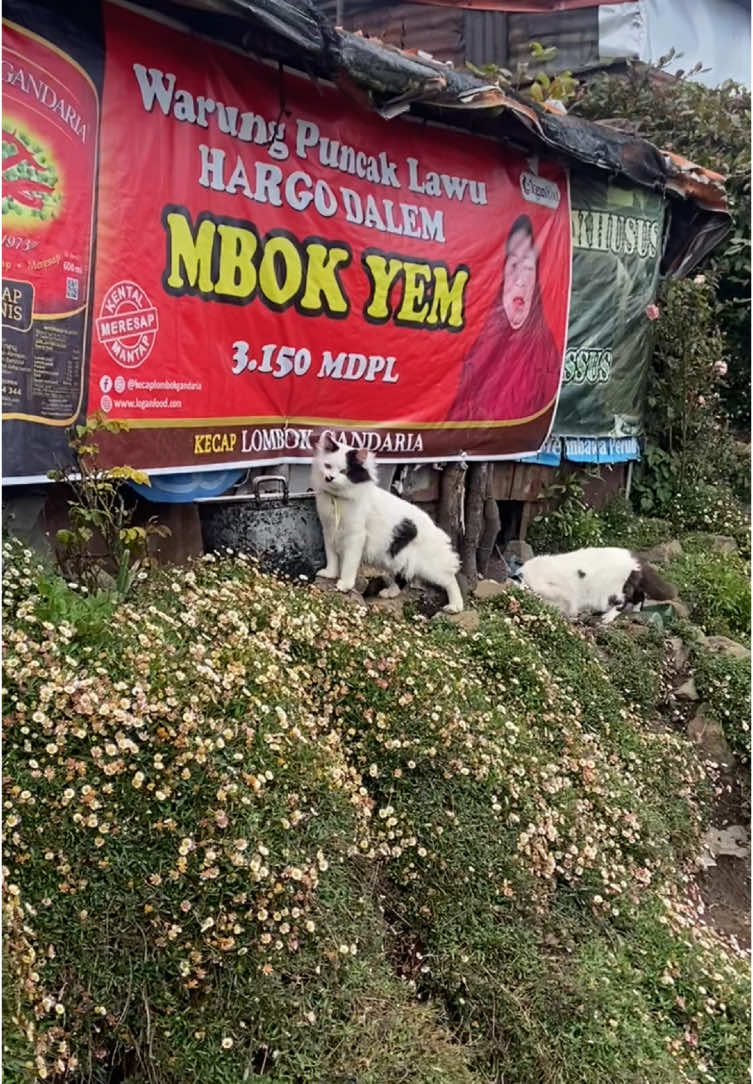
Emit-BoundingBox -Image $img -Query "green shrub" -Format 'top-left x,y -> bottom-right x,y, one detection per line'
692,648 -> 751,764
664,550 -> 751,642
527,473 -> 605,553
628,278 -> 749,547
528,489 -> 676,557
3,546 -> 748,1084
597,496 -> 673,552
48,415 -> 170,599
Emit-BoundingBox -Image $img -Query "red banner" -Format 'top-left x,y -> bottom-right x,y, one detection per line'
2,18 -> 98,442
89,2 -> 571,470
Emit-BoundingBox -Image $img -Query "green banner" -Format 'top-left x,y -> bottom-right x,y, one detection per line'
553,172 -> 665,438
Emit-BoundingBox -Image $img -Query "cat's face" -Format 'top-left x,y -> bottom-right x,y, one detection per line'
313,434 -> 374,494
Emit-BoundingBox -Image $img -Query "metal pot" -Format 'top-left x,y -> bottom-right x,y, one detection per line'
197,475 -> 325,579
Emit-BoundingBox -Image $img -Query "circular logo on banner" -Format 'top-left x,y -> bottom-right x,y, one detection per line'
95,280 -> 159,369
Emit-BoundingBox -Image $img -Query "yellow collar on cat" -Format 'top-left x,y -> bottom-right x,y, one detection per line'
330,495 -> 341,529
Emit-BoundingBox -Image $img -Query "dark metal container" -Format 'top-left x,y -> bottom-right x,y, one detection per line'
197,475 -> 325,579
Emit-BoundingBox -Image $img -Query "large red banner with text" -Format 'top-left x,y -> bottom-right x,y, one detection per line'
90,1 -> 571,470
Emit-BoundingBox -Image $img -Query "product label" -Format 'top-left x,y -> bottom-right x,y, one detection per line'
2,19 -> 99,425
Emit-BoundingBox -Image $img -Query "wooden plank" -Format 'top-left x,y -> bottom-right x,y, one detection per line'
491,462 -> 515,500
508,463 -> 552,501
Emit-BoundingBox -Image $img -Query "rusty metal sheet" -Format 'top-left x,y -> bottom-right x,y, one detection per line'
337,2 -> 466,66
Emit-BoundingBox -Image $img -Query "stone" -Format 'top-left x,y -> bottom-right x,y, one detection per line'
643,597 -> 689,621
674,676 -> 699,701
474,578 -> 507,600
434,609 -> 481,633
703,635 -> 750,661
355,564 -> 386,594
662,597 -> 690,620
699,825 -> 750,868
95,567 -> 117,591
360,563 -> 385,580
709,535 -> 737,555
367,596 -> 406,617
667,635 -> 689,669
687,706 -> 736,767
314,579 -> 363,606
642,540 -> 683,564
504,540 -> 534,563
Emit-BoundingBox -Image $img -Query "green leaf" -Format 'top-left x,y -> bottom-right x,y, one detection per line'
108,466 -> 150,486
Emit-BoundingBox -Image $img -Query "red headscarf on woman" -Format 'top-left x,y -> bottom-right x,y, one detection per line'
448,214 -> 562,422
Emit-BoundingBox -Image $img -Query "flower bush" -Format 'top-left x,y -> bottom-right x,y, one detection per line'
628,277 -> 749,544
594,622 -> 670,718
2,541 -> 749,1083
664,550 -> 751,643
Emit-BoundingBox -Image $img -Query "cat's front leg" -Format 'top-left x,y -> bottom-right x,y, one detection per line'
336,530 -> 365,592
316,533 -> 339,579
315,498 -> 339,579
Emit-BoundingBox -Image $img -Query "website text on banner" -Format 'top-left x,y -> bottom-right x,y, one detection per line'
87,2 -> 571,471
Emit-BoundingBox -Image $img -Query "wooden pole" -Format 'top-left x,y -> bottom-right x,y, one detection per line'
438,463 -> 466,555
477,470 -> 501,578
461,462 -> 489,588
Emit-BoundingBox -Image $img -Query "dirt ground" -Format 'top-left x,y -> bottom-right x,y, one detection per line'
698,854 -> 751,949
697,771 -> 751,950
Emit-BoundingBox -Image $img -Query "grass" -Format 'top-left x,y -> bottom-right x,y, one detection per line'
593,623 -> 669,717
2,539 -> 749,1083
692,647 -> 752,765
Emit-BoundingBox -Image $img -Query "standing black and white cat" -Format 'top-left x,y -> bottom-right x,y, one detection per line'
311,434 -> 464,613
517,546 -> 676,623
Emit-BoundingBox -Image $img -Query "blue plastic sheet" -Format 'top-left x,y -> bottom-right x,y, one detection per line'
128,469 -> 243,503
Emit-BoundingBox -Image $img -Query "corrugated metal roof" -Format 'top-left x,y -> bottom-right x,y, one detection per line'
140,0 -> 731,277
463,9 -> 509,66
327,1 -> 466,66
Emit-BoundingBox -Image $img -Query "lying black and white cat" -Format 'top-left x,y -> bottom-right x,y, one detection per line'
516,546 -> 676,624
311,434 -> 464,612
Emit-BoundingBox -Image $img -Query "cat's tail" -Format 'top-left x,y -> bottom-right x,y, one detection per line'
637,558 -> 677,601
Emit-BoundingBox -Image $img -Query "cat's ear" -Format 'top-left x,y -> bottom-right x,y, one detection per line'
354,448 -> 370,464
317,431 -> 339,453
